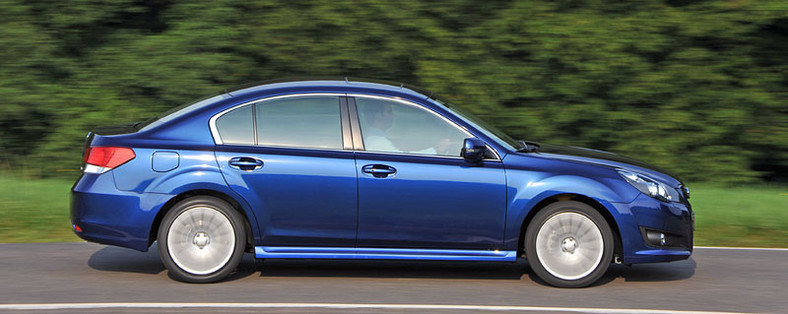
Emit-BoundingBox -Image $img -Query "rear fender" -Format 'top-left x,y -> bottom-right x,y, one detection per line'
144,162 -> 261,244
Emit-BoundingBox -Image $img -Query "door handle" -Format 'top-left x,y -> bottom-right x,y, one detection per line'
362,164 -> 396,178
229,157 -> 264,171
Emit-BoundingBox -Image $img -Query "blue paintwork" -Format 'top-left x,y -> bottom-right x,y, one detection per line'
356,152 -> 507,250
71,79 -> 693,265
255,246 -> 518,261
71,172 -> 174,251
215,146 -> 358,247
628,249 -> 692,263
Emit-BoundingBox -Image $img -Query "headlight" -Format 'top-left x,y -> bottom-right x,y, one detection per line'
618,170 -> 680,202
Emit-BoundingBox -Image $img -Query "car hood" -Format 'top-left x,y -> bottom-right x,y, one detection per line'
519,143 -> 683,187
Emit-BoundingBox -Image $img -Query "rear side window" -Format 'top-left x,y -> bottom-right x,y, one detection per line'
213,95 -> 343,149
256,96 -> 342,149
215,105 -> 254,145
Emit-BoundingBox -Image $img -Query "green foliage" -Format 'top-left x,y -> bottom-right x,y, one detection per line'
0,0 -> 785,184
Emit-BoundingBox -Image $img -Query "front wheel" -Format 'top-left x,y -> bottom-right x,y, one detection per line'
158,196 -> 246,283
525,201 -> 614,288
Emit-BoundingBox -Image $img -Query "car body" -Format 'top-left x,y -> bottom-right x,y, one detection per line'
71,79 -> 694,287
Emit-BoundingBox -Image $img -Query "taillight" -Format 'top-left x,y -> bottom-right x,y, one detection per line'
83,147 -> 135,173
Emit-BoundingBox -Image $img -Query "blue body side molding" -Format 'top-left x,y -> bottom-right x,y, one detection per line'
255,246 -> 518,262
627,249 -> 693,264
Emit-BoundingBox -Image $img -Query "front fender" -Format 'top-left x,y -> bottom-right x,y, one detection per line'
502,171 -> 638,251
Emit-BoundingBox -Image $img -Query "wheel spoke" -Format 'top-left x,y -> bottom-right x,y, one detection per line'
167,206 -> 236,276
536,212 -> 604,281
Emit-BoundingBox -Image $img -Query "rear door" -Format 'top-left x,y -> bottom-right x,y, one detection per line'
214,94 -> 358,247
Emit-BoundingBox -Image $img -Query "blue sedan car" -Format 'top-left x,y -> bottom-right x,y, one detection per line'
71,79 -> 693,287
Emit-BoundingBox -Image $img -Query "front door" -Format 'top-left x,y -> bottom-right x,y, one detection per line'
351,96 -> 507,250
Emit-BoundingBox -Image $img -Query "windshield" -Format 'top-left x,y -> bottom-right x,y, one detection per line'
431,98 -> 520,152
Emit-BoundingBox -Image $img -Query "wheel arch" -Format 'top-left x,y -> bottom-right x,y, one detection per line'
148,189 -> 256,252
517,193 -> 623,261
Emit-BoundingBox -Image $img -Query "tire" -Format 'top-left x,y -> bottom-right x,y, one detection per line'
158,196 -> 246,283
525,201 -> 614,288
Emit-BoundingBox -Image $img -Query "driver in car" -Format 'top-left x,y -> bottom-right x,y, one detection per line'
361,102 -> 453,155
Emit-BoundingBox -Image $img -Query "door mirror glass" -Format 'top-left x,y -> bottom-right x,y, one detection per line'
461,138 -> 486,163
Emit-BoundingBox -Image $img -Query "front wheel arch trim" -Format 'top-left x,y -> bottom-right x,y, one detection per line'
517,193 -> 622,261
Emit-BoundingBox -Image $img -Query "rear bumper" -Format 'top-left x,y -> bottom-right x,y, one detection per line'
70,173 -> 172,252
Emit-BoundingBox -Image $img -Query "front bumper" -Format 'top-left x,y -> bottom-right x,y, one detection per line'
612,193 -> 694,264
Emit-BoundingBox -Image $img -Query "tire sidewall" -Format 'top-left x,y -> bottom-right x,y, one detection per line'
525,201 -> 614,288
158,196 -> 246,283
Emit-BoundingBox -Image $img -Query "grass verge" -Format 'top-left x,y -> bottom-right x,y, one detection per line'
691,185 -> 788,248
0,175 -> 79,243
1,175 -> 786,247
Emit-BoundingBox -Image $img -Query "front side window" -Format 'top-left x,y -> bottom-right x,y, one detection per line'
256,96 -> 343,149
356,97 -> 468,156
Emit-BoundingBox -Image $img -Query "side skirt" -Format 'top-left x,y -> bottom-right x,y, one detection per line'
255,246 -> 517,262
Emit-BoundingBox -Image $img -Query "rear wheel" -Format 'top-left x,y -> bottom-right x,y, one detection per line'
158,196 -> 246,283
525,201 -> 614,288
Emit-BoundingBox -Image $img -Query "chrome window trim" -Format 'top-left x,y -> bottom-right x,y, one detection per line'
209,93 -> 501,161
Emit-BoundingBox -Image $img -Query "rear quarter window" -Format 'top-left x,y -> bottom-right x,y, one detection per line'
215,105 -> 254,145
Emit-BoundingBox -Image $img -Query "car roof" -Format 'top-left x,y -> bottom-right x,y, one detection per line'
223,77 -> 433,100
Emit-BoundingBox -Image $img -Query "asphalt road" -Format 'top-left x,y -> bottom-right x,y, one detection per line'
1,243 -> 786,313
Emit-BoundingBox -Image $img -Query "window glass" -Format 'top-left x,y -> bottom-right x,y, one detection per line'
139,94 -> 225,131
433,98 -> 519,152
215,105 -> 254,145
256,96 -> 342,149
356,97 -> 468,156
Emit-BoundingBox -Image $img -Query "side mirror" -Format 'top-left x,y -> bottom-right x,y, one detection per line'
461,138 -> 486,163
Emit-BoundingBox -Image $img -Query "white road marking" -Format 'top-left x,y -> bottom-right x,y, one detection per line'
695,246 -> 788,251
0,302 -> 740,313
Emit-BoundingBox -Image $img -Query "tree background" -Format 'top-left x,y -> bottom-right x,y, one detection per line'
1,0 -> 785,185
